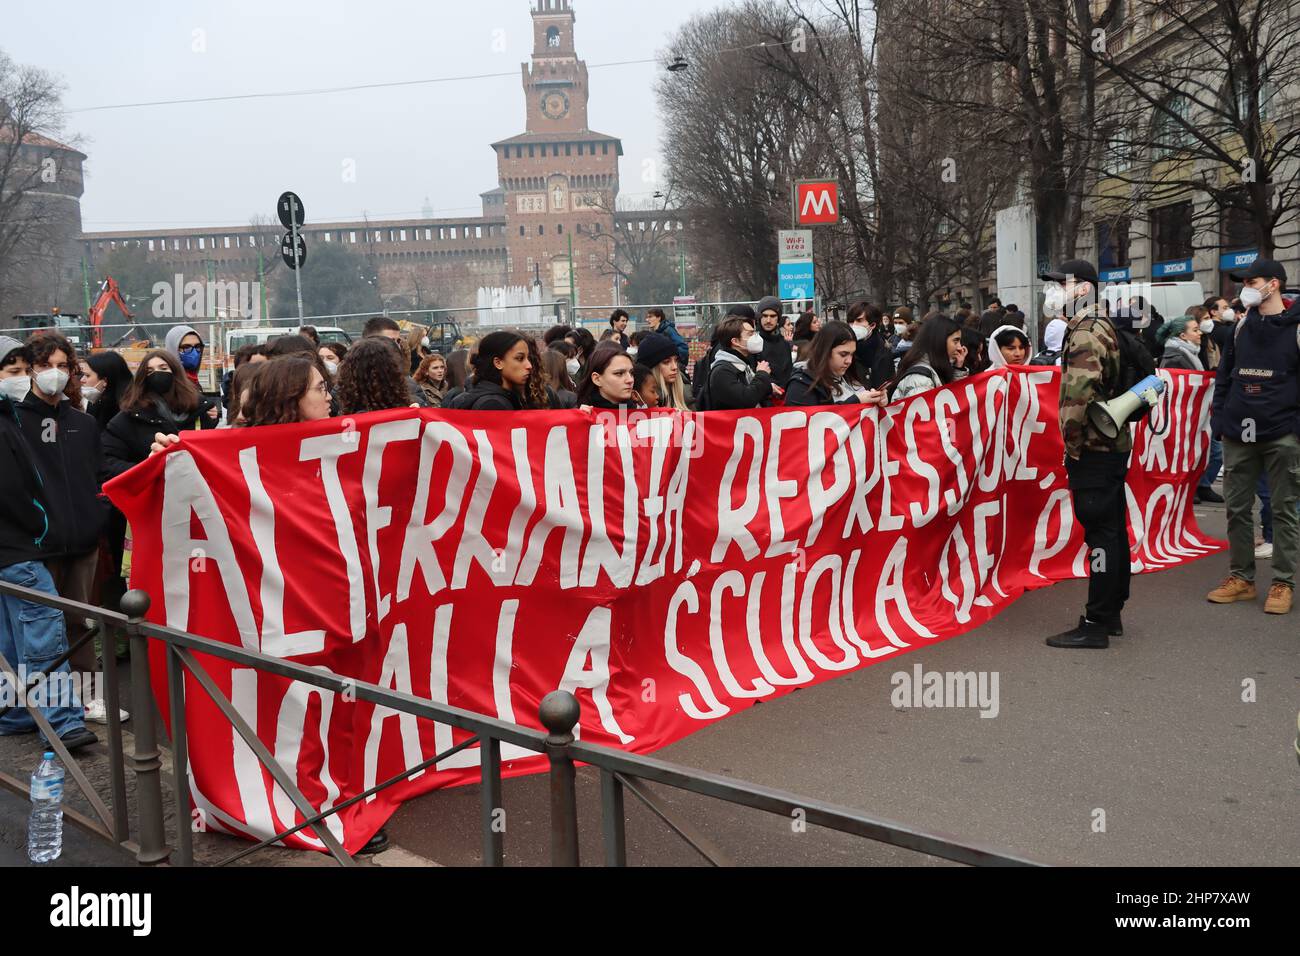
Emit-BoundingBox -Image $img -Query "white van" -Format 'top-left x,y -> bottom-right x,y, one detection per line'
224,326 -> 353,356
1102,281 -> 1205,326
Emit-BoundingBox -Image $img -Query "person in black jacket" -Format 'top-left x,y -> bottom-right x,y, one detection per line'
608,310 -> 631,349
784,322 -> 887,408
102,350 -> 218,478
754,296 -> 794,388
576,342 -> 636,409
703,315 -> 773,410
82,351 -> 132,430
449,331 -> 530,411
845,302 -> 896,389
15,332 -> 113,721
0,337 -> 97,750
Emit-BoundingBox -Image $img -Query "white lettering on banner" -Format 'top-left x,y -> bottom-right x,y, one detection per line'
876,407 -> 906,532
843,408 -> 882,536
399,422 -> 474,600
271,674 -> 345,849
663,420 -> 693,573
713,418 -> 764,562
161,452 -> 258,648
558,607 -> 633,744
362,623 -> 424,801
939,524 -> 976,623
665,582 -> 730,719
903,400 -> 941,526
363,420 -> 422,622
1009,371 -> 1052,481
805,412 -> 851,548
517,426 -> 584,588
934,390 -> 971,515
841,550 -> 898,658
1030,489 -> 1073,578
299,434 -> 367,643
580,423 -> 638,587
743,570 -> 814,684
876,537 -> 934,643
493,600 -> 519,722
240,447 -> 326,658
710,572 -> 776,698
971,499 -> 1008,601
634,416 -> 676,584
230,669 -> 278,837
798,554 -> 858,670
977,376 -> 1009,492
764,411 -> 805,557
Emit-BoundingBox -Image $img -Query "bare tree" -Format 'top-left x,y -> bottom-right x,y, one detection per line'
0,50 -> 79,321
1068,0 -> 1300,258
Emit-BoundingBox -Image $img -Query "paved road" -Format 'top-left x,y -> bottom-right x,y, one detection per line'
385,503 -> 1300,866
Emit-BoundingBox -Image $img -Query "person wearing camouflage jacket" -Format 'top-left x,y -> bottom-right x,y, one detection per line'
1043,259 -> 1131,651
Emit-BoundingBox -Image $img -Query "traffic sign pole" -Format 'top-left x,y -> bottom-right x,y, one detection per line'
290,197 -> 305,323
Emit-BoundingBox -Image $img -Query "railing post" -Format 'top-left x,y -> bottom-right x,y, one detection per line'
540,690 -> 580,867
122,590 -> 170,865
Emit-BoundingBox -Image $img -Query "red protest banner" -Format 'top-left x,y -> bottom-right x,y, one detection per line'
105,367 -> 1221,853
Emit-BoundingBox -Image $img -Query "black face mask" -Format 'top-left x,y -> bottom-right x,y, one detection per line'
145,371 -> 174,395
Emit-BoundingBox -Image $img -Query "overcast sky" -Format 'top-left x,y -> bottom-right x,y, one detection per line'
5,0 -> 718,232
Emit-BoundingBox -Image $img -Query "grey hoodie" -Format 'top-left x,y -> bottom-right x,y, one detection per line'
164,324 -> 202,360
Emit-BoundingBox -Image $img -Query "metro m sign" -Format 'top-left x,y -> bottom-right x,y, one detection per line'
794,179 -> 839,225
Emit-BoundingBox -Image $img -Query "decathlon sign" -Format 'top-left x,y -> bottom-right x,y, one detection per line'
793,179 -> 839,226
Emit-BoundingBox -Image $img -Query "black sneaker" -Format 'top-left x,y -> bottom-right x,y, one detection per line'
1108,615 -> 1123,637
1195,487 -> 1225,504
1045,617 -> 1110,649
357,827 -> 389,855
56,727 -> 100,752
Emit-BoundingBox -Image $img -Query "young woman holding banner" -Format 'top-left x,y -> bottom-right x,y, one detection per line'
890,313 -> 964,400
784,322 -> 887,408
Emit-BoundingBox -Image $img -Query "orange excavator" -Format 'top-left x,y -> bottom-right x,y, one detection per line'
87,277 -> 151,349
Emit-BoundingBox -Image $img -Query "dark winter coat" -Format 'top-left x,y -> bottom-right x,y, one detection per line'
704,349 -> 772,410
783,369 -> 862,408
1212,298 -> 1300,443
756,327 -> 794,388
101,398 -> 214,478
448,380 -> 524,411
0,398 -> 51,567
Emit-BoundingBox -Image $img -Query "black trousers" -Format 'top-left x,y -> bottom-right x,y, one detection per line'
1066,450 -> 1132,625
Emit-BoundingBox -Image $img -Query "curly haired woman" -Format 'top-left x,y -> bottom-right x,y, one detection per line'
336,337 -> 416,414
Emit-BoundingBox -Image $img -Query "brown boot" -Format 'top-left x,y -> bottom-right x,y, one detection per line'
1207,576 -> 1257,603
1265,583 -> 1293,614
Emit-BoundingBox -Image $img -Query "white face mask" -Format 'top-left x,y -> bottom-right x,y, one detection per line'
627,347 -> 639,359
565,358 -> 581,377
852,324 -> 869,341
745,332 -> 764,354
323,361 -> 339,376
893,323 -> 907,336
82,385 -> 102,403
1199,319 -> 1215,335
1221,308 -> 1236,323
1043,285 -> 1067,313
34,368 -> 68,397
1240,286 -> 1264,309
0,375 -> 31,402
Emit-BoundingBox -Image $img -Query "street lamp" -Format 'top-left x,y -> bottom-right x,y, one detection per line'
667,54 -> 689,73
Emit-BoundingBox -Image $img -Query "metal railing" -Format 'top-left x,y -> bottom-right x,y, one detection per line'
0,582 -> 1045,867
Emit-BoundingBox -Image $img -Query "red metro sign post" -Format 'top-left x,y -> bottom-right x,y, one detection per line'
793,179 -> 840,226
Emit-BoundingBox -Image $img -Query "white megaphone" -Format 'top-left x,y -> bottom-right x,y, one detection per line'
1086,374 -> 1167,439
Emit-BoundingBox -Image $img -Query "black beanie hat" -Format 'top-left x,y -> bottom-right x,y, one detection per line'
635,332 -> 677,370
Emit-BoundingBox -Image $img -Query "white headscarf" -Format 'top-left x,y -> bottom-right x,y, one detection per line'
987,325 -> 1032,369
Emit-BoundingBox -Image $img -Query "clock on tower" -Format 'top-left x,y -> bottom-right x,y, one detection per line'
540,90 -> 570,121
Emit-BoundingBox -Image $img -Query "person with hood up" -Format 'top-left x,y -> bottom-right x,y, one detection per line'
1207,258 -> 1300,614
754,296 -> 794,388
987,325 -> 1033,369
1156,316 -> 1205,371
0,337 -> 97,751
1031,314 -> 1069,366
784,322 -> 887,407
164,325 -> 221,426
703,315 -> 774,410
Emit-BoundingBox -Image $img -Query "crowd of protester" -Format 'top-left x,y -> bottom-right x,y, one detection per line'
0,271 -> 1291,757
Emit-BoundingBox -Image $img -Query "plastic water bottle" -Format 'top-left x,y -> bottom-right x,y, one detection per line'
28,751 -> 64,863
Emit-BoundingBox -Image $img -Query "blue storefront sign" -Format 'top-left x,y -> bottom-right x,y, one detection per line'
1152,258 -> 1194,278
778,260 -> 815,300
1219,249 -> 1259,272
1100,267 -> 1131,282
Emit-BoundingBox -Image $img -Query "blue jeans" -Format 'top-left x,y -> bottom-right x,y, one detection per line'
1200,437 -> 1223,488
0,561 -> 86,740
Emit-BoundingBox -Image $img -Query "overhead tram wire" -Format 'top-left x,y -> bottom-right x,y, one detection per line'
66,39 -> 798,114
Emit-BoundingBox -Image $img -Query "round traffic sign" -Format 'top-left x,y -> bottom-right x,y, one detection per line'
281,232 -> 307,270
277,191 -> 305,229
